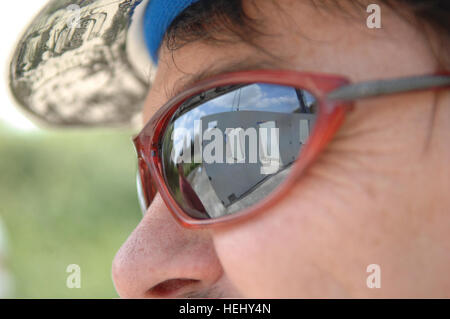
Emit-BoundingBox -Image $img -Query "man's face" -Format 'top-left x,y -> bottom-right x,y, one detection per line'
112,0 -> 450,298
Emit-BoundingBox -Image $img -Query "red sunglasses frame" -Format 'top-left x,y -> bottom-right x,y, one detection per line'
133,70 -> 450,229
133,70 -> 350,228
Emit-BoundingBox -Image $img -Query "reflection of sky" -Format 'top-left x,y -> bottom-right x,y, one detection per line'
209,84 -> 301,112
171,84 -> 316,159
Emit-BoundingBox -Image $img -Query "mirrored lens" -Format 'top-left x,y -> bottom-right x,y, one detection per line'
161,83 -> 317,219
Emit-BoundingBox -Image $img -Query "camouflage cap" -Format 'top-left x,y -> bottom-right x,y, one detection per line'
9,0 -> 155,128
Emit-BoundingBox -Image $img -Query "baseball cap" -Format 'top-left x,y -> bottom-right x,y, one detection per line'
8,0 -> 200,128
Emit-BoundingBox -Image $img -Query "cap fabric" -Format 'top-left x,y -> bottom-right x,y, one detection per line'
8,0 -> 202,128
143,0 -> 201,63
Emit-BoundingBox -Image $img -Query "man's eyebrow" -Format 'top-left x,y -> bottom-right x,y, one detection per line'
167,58 -> 281,100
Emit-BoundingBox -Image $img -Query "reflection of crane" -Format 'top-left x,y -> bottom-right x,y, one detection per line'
231,88 -> 242,112
295,89 -> 309,113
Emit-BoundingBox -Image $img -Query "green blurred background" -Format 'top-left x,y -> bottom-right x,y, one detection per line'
0,121 -> 141,298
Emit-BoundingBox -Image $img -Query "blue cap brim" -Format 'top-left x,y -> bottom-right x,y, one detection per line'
143,0 -> 201,64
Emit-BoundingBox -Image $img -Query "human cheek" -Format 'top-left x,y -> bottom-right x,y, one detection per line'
208,123 -> 400,298
210,172 -> 355,298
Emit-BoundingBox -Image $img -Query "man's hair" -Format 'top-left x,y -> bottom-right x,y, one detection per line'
164,0 -> 450,67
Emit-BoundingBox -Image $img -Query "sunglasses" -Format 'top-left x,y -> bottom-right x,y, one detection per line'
133,70 -> 450,228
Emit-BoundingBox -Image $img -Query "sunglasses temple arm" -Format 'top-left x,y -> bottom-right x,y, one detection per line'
326,75 -> 450,102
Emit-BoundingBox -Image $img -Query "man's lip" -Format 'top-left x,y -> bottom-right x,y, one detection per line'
146,279 -> 201,298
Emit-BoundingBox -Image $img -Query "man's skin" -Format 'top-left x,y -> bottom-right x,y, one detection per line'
112,0 -> 450,298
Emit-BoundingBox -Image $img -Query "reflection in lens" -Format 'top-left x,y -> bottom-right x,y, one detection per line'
161,83 -> 317,219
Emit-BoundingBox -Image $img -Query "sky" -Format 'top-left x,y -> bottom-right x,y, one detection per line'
0,0 -> 48,131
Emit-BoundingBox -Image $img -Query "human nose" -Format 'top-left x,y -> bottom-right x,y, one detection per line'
112,194 -> 224,298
